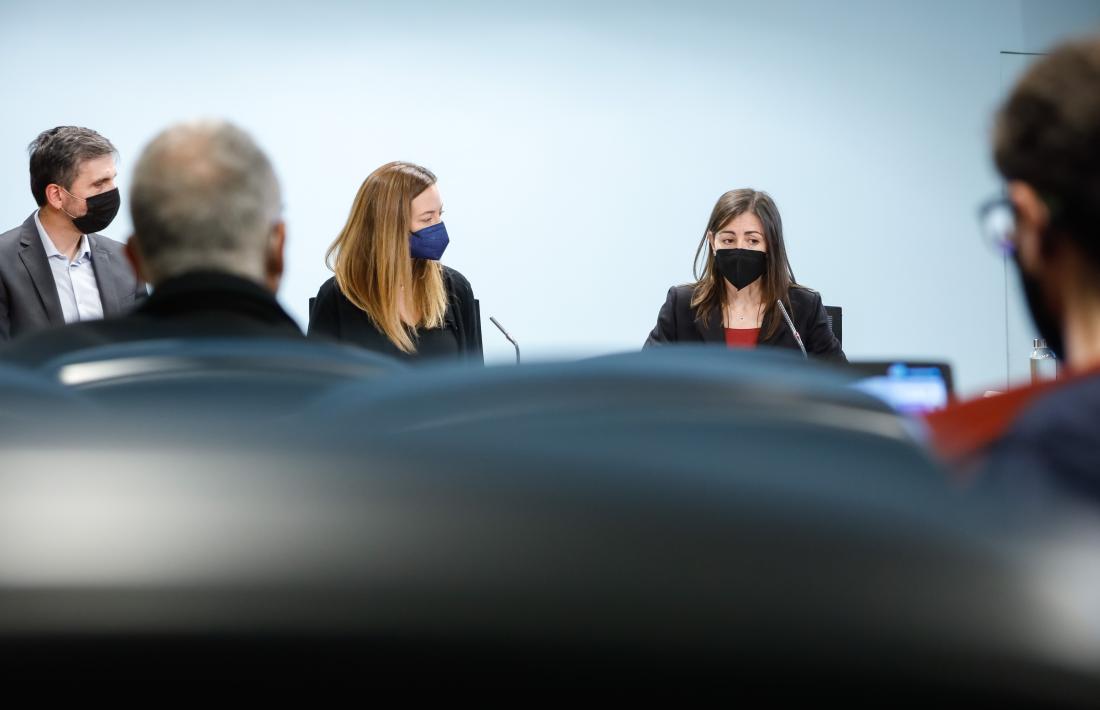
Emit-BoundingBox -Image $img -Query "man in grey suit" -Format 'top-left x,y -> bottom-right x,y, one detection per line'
0,126 -> 145,341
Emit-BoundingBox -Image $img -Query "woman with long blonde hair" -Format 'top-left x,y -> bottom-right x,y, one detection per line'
645,189 -> 844,361
308,162 -> 482,362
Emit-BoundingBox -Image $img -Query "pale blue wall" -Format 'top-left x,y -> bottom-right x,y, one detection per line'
1,0 -> 1098,394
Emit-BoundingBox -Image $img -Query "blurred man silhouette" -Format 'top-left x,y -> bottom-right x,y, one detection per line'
931,35 -> 1100,503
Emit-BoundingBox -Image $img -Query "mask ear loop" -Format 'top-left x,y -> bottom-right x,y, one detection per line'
55,185 -> 84,221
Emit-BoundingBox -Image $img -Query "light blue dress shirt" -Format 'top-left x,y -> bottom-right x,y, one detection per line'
34,211 -> 104,324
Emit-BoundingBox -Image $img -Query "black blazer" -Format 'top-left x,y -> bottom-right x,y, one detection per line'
0,213 -> 147,341
307,266 -> 483,364
645,284 -> 846,362
0,271 -> 303,367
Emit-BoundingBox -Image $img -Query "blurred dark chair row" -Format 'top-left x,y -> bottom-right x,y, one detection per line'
0,340 -> 1096,702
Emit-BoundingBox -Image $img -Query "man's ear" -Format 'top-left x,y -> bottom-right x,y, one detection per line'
1008,181 -> 1051,271
124,236 -> 152,283
44,184 -> 65,211
265,221 -> 286,293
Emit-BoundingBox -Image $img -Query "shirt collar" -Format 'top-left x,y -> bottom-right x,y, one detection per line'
34,209 -> 91,262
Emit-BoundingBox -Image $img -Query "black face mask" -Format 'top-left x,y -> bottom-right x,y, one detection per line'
62,186 -> 120,234
715,248 -> 766,290
1013,251 -> 1066,360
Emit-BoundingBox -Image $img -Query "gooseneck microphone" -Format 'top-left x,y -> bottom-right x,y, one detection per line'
489,316 -> 520,364
776,300 -> 807,359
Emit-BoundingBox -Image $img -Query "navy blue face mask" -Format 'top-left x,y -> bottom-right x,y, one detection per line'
409,222 -> 449,260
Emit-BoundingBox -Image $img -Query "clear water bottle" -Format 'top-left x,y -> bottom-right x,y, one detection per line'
1030,338 -> 1058,384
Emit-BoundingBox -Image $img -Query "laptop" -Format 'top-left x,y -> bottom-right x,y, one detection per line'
849,361 -> 954,415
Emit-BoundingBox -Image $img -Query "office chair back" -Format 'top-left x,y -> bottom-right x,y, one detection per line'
825,305 -> 842,346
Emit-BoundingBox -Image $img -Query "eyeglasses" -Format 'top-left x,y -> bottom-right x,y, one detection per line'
978,195 -> 1017,257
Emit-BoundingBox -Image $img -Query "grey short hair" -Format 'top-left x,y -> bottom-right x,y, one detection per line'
130,120 -> 282,284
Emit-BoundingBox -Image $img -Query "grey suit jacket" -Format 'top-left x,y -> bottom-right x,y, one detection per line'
0,212 -> 146,341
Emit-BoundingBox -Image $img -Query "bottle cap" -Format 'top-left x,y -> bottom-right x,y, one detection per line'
1034,338 -> 1047,349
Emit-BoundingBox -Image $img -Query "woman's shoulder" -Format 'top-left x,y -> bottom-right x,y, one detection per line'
442,264 -> 471,286
788,284 -> 823,306
668,283 -> 696,301
315,275 -> 338,298
663,284 -> 698,313
311,276 -> 344,311
442,265 -> 475,298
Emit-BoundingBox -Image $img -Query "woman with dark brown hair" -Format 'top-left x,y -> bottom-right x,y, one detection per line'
645,189 -> 844,361
307,161 -> 482,363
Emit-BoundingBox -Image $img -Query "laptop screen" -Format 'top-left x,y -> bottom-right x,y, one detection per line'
851,362 -> 952,415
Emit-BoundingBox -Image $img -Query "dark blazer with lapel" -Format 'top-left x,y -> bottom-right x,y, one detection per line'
0,271 -> 303,367
307,266 -> 483,364
645,284 -> 846,362
0,213 -> 146,341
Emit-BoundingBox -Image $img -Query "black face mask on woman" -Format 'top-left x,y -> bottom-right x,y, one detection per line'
715,248 -> 766,290
60,186 -> 121,234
